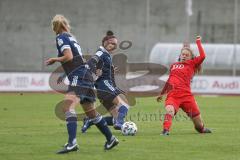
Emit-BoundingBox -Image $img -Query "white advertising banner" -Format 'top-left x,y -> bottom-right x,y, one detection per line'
0,72 -> 51,91
0,72 -> 240,95
159,75 -> 240,95
191,76 -> 240,95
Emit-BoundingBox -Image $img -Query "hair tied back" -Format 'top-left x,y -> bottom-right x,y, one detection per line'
106,30 -> 114,36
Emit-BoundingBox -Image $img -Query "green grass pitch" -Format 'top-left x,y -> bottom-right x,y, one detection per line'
0,93 -> 239,160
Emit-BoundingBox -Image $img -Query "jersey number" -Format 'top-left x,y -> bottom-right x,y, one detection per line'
74,43 -> 82,56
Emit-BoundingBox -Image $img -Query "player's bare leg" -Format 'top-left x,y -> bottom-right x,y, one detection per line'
81,102 -> 98,118
109,106 -> 118,118
63,93 -> 79,112
162,105 -> 175,135
118,93 -> 129,104
191,115 -> 212,134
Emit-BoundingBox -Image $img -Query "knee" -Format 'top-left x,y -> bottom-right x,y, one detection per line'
112,97 -> 120,107
65,93 -> 78,102
165,105 -> 175,117
83,105 -> 98,119
65,108 -> 77,121
61,99 -> 76,113
63,94 -> 79,112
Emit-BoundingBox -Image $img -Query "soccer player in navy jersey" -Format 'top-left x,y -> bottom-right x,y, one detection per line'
46,15 -> 118,154
82,31 -> 130,132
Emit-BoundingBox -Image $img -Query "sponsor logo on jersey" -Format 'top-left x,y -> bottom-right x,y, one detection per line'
172,64 -> 184,70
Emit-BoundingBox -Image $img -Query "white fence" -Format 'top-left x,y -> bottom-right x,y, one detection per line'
149,43 -> 240,70
0,72 -> 240,95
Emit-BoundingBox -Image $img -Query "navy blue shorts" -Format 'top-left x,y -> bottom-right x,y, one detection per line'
95,79 -> 124,109
68,67 -> 96,104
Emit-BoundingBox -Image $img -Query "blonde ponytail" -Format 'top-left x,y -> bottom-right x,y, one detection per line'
51,14 -> 71,34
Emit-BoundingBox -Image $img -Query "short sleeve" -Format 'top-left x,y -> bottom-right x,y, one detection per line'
56,35 -> 71,54
95,51 -> 104,69
95,51 -> 103,57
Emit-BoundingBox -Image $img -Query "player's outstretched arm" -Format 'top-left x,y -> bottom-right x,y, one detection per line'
156,81 -> 171,102
196,36 -> 206,59
45,49 -> 73,65
193,36 -> 206,65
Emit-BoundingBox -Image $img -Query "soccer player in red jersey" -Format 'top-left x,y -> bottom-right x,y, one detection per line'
156,36 -> 211,135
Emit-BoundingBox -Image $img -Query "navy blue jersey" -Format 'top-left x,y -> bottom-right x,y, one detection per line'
56,32 -> 83,57
55,32 -> 86,76
54,33 -> 95,102
95,46 -> 114,81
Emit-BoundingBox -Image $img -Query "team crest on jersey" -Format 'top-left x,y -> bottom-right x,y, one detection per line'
57,38 -> 64,46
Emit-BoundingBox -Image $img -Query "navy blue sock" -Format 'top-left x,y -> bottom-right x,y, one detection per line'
93,115 -> 113,142
117,105 -> 128,124
86,117 -> 94,127
104,116 -> 114,126
66,111 -> 77,145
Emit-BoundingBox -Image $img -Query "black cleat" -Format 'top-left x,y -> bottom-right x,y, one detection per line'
104,136 -> 119,150
57,143 -> 79,154
161,129 -> 170,136
202,128 -> 212,134
81,117 -> 92,133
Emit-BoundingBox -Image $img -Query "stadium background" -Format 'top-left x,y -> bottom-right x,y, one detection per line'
0,0 -> 239,72
0,0 -> 239,94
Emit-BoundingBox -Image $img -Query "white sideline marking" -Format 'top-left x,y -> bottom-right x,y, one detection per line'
200,95 -> 219,98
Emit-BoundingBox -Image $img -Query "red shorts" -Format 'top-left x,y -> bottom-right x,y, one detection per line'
165,95 -> 200,118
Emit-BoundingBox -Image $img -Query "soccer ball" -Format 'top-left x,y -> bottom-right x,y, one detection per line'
121,121 -> 137,136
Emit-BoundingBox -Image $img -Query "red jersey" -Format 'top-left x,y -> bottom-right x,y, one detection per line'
161,40 -> 205,97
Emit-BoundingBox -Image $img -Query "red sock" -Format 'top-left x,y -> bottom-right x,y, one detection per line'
163,114 -> 173,131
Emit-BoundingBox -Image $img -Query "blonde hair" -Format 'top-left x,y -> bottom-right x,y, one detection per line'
180,45 -> 202,74
51,14 -> 71,34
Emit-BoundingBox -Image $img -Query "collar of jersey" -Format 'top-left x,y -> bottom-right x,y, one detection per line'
56,32 -> 70,37
100,46 -> 110,54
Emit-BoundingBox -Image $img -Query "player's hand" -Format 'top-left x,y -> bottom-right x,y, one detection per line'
45,58 -> 56,65
156,95 -> 163,102
196,35 -> 202,41
96,69 -> 102,76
